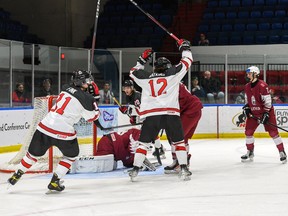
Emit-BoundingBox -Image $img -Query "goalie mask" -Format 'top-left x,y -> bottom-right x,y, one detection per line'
154,57 -> 172,73
71,70 -> 93,87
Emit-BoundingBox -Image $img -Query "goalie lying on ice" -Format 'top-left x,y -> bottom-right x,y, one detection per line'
70,128 -> 163,173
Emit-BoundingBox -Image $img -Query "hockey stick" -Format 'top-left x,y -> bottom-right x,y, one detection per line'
251,115 -> 288,133
111,92 -> 133,118
90,0 -> 101,73
102,122 -> 143,130
129,0 -> 180,42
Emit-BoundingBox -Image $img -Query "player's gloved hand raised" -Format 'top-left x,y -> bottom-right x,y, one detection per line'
130,116 -> 137,125
176,39 -> 191,52
88,81 -> 100,101
242,104 -> 251,118
260,112 -> 269,124
138,49 -> 153,65
119,106 -> 128,114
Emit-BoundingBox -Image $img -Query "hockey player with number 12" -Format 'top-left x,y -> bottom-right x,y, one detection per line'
7,70 -> 100,192
241,66 -> 287,163
128,39 -> 193,181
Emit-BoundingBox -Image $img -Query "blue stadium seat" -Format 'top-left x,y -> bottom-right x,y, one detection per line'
222,24 -> 233,31
226,12 -> 237,19
198,24 -> 209,32
208,37 -> 217,45
210,24 -> 221,31
254,0 -> 265,5
281,35 -> 288,43
259,22 -> 270,30
250,11 -> 261,18
271,23 -> 283,30
243,35 -> 255,45
238,11 -> 249,18
284,22 -> 288,30
219,0 -> 229,7
218,36 -> 229,45
275,10 -> 286,17
231,0 -> 241,6
262,10 -> 274,18
266,0 -> 278,5
242,0 -> 253,6
214,12 -> 225,19
278,0 -> 288,5
230,36 -> 242,45
246,23 -> 258,31
255,35 -> 268,44
234,23 -> 246,32
203,12 -> 214,19
269,35 -> 280,44
207,0 -> 218,7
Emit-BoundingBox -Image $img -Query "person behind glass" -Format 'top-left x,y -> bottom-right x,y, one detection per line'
269,88 -> 285,104
36,78 -> 53,97
119,80 -> 141,125
234,91 -> 245,104
241,66 -> 286,163
12,82 -> 30,103
201,70 -> 224,103
198,33 -> 209,46
191,76 -> 205,100
99,82 -> 114,104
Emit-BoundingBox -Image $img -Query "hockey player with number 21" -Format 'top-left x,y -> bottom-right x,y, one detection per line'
241,66 -> 287,163
128,39 -> 193,181
7,70 -> 100,192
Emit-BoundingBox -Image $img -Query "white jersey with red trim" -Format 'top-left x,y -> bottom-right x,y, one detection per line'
37,85 -> 100,140
130,50 -> 193,119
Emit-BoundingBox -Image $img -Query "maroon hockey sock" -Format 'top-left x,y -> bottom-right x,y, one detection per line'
276,143 -> 284,152
246,143 -> 254,151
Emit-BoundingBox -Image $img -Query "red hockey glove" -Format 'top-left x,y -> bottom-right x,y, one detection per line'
176,39 -> 191,52
130,116 -> 137,125
119,106 -> 128,114
260,112 -> 269,124
138,49 -> 153,65
88,81 -> 100,100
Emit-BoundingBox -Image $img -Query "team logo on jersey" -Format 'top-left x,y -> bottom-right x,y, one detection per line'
232,112 -> 246,128
275,109 -> 288,128
103,111 -> 114,121
251,96 -> 256,105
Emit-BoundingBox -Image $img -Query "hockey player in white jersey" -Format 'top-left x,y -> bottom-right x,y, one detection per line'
7,70 -> 100,192
128,39 -> 193,181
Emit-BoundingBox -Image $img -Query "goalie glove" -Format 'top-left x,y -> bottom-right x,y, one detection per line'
176,39 -> 191,52
138,49 -> 153,65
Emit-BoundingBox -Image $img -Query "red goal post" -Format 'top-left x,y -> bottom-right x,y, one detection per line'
0,96 -> 97,173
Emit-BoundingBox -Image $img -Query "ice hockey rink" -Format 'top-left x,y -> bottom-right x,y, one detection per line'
1,138 -> 288,216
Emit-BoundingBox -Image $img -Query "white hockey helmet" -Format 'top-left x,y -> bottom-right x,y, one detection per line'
246,66 -> 260,75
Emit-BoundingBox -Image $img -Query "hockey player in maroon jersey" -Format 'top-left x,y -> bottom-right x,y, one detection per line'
7,70 -> 100,192
128,39 -> 193,181
164,82 -> 203,173
241,66 -> 287,163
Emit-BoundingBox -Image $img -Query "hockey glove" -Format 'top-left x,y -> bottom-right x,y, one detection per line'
94,119 -> 105,130
119,106 -> 128,114
260,112 -> 269,124
88,81 -> 100,101
242,104 -> 251,118
177,39 -> 191,52
138,49 -> 153,65
130,116 -> 137,125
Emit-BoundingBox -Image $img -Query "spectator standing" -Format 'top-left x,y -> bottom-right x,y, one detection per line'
198,33 -> 209,46
201,70 -> 224,103
99,82 -> 114,104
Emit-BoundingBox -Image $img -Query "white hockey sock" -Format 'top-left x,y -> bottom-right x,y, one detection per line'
133,142 -> 149,168
55,157 -> 75,179
174,141 -> 187,165
17,152 -> 38,173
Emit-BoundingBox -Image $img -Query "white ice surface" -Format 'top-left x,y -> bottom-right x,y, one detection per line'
1,138 -> 288,216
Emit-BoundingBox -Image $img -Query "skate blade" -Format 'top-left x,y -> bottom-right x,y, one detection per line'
45,190 -> 62,195
7,182 -> 13,190
164,170 -> 180,174
281,159 -> 287,164
179,174 -> 191,181
241,158 -> 254,163
130,176 -> 137,182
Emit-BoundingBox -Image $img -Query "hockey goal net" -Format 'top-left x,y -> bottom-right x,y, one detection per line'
0,96 -> 97,173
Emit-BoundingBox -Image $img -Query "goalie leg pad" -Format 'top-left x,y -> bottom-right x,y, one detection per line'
70,154 -> 116,174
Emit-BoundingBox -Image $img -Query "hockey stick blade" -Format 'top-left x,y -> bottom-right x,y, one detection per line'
103,122 -> 143,130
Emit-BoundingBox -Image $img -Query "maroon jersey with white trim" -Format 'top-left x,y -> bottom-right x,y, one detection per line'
37,85 -> 100,140
130,50 -> 193,119
97,128 -> 141,167
244,79 -> 272,117
179,83 -> 203,116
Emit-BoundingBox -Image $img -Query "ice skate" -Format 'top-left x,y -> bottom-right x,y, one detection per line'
128,166 -> 140,182
164,160 -> 180,174
152,145 -> 166,159
47,173 -> 65,193
7,169 -> 24,186
241,150 -> 254,162
178,165 -> 192,181
280,151 -> 287,164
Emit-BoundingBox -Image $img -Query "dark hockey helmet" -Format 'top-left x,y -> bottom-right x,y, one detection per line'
154,57 -> 172,72
71,69 -> 93,86
123,80 -> 134,87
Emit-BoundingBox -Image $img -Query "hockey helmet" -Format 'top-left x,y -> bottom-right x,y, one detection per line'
71,70 -> 93,86
246,66 -> 260,75
123,80 -> 134,87
154,57 -> 172,72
